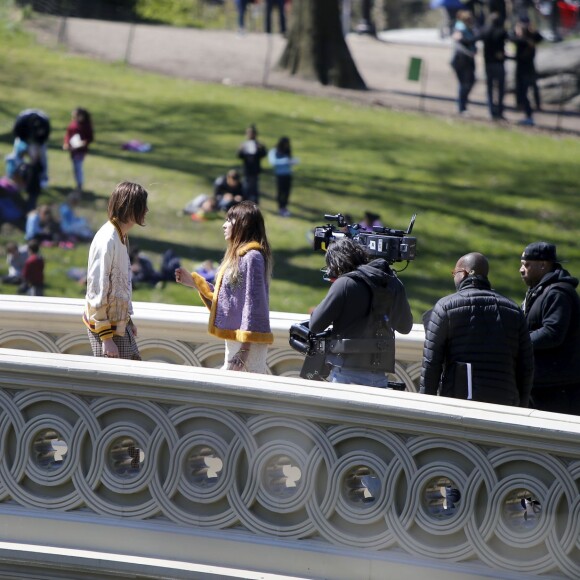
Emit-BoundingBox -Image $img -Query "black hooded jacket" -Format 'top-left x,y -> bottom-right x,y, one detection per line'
421,276 -> 533,407
522,267 -> 580,389
310,259 -> 413,372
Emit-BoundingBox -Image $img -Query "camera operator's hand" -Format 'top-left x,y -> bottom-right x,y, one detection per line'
175,267 -> 197,289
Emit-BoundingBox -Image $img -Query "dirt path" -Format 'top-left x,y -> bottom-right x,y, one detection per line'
27,15 -> 580,135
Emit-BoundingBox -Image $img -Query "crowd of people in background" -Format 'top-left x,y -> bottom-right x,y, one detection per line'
448,0 -> 554,125
1,39 -> 578,419
185,123 -> 299,221
1,108 -> 301,303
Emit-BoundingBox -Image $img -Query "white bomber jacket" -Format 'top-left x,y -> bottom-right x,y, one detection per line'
83,219 -> 133,340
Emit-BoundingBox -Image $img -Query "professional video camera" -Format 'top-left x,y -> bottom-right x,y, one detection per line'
288,320 -> 407,389
313,213 -> 417,264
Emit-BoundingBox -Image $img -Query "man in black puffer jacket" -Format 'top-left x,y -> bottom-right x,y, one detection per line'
310,238 -> 413,388
421,252 -> 533,406
520,242 -> 580,415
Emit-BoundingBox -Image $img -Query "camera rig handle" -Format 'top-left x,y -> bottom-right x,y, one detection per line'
324,213 -> 347,228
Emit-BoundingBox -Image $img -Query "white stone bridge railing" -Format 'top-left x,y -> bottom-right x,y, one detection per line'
0,295 -> 424,389
0,347 -> 578,579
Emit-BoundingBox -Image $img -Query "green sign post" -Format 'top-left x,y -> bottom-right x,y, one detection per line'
407,56 -> 427,111
407,57 -> 422,82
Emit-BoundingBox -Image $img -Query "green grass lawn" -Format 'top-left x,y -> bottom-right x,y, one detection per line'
1,23 -> 579,321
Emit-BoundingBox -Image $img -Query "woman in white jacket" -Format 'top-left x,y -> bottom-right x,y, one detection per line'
83,181 -> 149,360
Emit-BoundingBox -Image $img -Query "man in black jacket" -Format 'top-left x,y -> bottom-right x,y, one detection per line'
480,11 -> 508,120
520,242 -> 580,414
310,238 -> 413,388
421,252 -> 533,406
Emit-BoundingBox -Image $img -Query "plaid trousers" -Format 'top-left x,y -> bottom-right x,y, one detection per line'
87,324 -> 141,360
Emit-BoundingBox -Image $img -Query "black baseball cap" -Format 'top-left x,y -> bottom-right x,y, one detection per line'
521,242 -> 563,262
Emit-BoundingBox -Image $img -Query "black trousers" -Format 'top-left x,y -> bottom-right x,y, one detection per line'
265,0 -> 286,34
276,174 -> 292,210
531,384 -> 580,416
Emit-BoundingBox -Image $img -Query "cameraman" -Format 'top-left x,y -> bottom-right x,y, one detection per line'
310,238 -> 413,387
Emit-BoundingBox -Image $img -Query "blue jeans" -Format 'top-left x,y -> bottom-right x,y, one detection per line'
329,366 -> 390,388
72,155 -> 84,189
236,0 -> 249,29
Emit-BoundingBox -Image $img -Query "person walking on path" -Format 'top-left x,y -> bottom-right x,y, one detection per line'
450,10 -> 478,115
83,181 -> 149,360
519,242 -> 580,415
175,201 -> 273,374
235,0 -> 250,33
268,136 -> 298,217
265,0 -> 286,35
421,252 -> 533,407
510,16 -> 543,126
63,107 -> 94,192
480,11 -> 508,120
237,124 -> 267,204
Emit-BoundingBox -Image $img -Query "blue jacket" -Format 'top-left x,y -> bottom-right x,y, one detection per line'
268,148 -> 298,176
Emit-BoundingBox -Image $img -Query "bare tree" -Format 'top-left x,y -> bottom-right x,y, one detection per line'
278,0 -> 366,90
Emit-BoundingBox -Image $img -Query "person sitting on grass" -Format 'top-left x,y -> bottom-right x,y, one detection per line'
0,164 -> 28,230
213,169 -> 245,212
25,204 -> 63,245
2,242 -> 28,285
59,192 -> 94,242
183,194 -> 221,222
18,239 -> 44,296
130,246 -> 161,286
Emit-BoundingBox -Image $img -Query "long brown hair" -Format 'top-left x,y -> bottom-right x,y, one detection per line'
222,201 -> 272,284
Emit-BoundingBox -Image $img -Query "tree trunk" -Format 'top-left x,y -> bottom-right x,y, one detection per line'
278,0 -> 367,90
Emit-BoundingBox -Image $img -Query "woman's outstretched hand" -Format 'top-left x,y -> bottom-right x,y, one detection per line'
175,267 -> 196,289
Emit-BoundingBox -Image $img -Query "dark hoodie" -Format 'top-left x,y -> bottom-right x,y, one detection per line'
523,267 -> 580,388
310,258 -> 413,372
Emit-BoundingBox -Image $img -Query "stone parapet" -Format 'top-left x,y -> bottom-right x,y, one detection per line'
0,348 -> 578,579
0,295 -> 424,389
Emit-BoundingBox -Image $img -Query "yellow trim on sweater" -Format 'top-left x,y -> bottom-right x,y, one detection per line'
238,241 -> 262,256
196,242 -> 272,344
192,272 -> 214,310
210,328 -> 274,343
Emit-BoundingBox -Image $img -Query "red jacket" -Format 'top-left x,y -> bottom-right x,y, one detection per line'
64,120 -> 94,156
23,254 -> 44,286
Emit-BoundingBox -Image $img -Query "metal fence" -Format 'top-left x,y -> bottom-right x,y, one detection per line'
15,0 -> 435,33
16,0 -> 280,32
